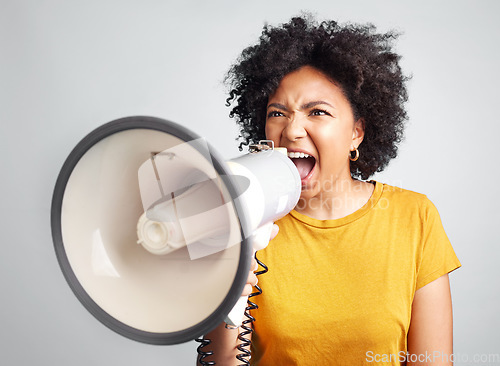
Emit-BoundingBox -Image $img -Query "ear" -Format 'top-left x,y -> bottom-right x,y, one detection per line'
351,118 -> 365,149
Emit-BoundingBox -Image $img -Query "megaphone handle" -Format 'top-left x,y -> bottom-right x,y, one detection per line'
224,222 -> 274,327
224,295 -> 250,328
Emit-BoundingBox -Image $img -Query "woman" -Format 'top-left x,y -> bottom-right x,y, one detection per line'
199,15 -> 461,365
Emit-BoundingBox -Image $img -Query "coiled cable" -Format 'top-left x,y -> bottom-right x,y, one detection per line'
236,252 -> 268,365
195,337 -> 216,366
196,253 -> 268,366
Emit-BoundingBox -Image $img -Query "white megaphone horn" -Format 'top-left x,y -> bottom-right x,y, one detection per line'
51,116 -> 300,345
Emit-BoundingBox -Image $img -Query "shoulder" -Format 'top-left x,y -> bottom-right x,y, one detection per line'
379,182 -> 433,207
376,182 -> 441,220
380,182 -> 426,201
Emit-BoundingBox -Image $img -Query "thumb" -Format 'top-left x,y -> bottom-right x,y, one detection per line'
251,222 -> 274,251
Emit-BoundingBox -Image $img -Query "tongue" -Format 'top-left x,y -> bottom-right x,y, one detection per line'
292,157 -> 315,180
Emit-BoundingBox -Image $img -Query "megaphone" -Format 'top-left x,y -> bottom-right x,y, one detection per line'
51,116 -> 300,345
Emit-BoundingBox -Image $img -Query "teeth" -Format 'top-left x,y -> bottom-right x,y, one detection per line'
287,152 -> 311,158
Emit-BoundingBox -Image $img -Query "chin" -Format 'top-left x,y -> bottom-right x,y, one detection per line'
299,185 -> 317,200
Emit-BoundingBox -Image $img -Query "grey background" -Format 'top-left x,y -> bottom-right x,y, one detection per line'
2,0 -> 499,364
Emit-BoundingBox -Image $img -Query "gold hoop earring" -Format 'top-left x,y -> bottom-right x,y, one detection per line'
349,147 -> 359,162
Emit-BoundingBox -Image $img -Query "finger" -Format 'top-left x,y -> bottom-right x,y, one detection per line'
247,271 -> 258,287
242,284 -> 253,297
270,224 -> 279,240
251,258 -> 258,271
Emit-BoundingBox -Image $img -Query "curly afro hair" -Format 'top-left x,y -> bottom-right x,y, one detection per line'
225,15 -> 409,180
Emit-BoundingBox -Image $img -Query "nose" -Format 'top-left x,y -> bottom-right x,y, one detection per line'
281,114 -> 307,142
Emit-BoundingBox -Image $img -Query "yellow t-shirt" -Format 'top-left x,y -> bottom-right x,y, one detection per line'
249,181 -> 461,365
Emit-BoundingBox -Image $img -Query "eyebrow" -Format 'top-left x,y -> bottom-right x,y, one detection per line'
267,100 -> 335,110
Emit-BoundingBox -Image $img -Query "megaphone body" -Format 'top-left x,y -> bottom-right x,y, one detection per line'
51,116 -> 300,345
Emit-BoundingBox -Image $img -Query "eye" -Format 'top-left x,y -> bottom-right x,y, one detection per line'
267,110 -> 285,118
310,109 -> 331,117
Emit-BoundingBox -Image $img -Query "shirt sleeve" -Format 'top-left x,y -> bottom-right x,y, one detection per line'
415,197 -> 461,290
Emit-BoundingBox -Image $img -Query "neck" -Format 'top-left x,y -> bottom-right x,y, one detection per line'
295,176 -> 375,220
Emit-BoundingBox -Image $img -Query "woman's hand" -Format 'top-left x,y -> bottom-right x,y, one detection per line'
198,224 -> 280,365
241,224 -> 279,296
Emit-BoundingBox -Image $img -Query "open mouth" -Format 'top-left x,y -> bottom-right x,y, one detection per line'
287,151 -> 316,181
